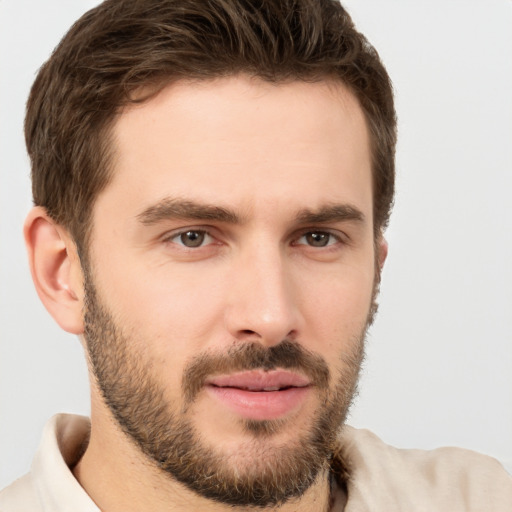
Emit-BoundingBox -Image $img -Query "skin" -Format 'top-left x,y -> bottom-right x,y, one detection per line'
25,75 -> 387,512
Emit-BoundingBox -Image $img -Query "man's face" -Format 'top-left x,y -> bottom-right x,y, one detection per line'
83,76 -> 381,506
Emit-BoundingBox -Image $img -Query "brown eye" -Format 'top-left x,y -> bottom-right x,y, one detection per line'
179,230 -> 206,247
304,232 -> 332,247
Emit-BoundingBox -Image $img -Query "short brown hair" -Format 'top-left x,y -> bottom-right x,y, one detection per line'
26,0 -> 396,254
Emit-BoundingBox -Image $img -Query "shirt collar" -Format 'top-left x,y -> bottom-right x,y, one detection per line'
32,414 -> 100,512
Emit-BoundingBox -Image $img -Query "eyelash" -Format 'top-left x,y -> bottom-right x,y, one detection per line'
164,229 -> 215,248
162,228 -> 346,250
293,231 -> 343,248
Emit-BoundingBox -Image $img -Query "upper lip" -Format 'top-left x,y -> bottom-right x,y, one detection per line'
205,369 -> 311,391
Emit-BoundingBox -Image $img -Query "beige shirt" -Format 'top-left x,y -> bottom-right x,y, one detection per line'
1,414 -> 511,511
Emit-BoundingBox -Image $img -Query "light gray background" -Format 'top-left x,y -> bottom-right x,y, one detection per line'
1,0 -> 511,488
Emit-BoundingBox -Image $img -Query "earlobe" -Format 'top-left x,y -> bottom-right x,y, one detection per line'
24,207 -> 85,334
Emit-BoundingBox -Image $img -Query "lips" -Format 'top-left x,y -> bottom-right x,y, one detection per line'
205,370 -> 311,420
206,369 -> 310,391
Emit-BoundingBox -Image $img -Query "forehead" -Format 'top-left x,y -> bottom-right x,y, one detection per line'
100,76 -> 372,223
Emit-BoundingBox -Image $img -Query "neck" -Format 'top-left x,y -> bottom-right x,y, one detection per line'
72,405 -> 341,512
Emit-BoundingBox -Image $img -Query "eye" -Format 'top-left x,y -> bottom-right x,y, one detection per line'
169,230 -> 213,248
296,231 -> 339,248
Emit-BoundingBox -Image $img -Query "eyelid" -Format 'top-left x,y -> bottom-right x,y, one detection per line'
292,228 -> 349,246
158,225 -> 349,248
161,226 -> 216,246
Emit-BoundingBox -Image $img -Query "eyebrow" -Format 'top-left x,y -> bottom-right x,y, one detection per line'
136,198 -> 365,226
295,204 -> 365,225
137,198 -> 241,225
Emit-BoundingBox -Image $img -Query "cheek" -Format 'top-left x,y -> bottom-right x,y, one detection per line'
99,262 -> 228,362
296,262 -> 375,351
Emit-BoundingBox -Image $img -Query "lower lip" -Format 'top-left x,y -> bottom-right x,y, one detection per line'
205,385 -> 310,421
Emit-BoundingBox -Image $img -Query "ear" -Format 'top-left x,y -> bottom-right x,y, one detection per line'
24,207 -> 85,334
377,234 -> 388,271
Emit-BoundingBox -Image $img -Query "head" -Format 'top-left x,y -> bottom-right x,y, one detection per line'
24,0 -> 396,508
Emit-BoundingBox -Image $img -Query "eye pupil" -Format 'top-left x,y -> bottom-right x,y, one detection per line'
306,232 -> 329,247
180,231 -> 205,247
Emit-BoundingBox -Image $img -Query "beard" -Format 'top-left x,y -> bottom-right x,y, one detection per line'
83,271 -> 369,508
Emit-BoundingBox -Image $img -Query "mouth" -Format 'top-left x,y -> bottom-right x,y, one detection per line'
204,370 -> 312,421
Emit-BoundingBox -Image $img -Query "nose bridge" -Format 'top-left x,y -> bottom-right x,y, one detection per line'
225,235 -> 300,345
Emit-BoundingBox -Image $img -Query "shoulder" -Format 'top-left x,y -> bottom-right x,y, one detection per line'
0,414 -> 93,512
0,473 -> 41,512
334,426 -> 512,512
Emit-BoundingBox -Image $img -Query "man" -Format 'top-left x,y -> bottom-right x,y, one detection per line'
1,0 -> 511,510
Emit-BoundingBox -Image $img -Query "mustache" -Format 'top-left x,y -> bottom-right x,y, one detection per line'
182,340 -> 330,405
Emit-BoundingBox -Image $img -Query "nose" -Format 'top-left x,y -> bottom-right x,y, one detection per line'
224,242 -> 302,347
